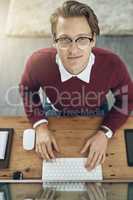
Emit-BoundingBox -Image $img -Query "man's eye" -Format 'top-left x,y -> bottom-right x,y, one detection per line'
59,38 -> 71,43
77,37 -> 88,41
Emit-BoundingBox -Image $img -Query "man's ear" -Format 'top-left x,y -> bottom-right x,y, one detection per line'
53,41 -> 58,49
52,34 -> 57,48
53,42 -> 56,47
91,33 -> 96,48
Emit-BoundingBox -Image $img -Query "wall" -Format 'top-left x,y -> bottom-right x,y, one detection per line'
0,0 -> 133,116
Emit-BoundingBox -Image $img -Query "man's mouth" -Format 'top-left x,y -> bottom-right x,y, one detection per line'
67,55 -> 82,59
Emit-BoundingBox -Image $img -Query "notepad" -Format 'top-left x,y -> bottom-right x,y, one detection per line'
0,128 -> 14,169
0,192 -> 5,200
0,131 -> 8,160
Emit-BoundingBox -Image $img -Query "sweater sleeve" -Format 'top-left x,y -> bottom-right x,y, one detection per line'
101,55 -> 133,134
19,53 -> 48,125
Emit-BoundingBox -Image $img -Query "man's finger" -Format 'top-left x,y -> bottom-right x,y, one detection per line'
35,144 -> 42,159
86,152 -> 99,170
86,183 -> 96,200
46,142 -> 55,159
49,190 -> 56,200
52,137 -> 60,152
95,183 -> 106,199
101,153 -> 106,164
40,143 -> 50,160
85,149 -> 95,168
80,140 -> 91,154
45,189 -> 56,200
87,183 -> 100,200
100,184 -> 106,198
95,153 -> 103,167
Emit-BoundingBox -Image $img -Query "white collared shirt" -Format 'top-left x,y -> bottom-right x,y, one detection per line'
56,52 -> 95,83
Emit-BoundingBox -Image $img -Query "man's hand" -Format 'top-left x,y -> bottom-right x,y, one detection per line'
80,130 -> 108,170
35,188 -> 59,200
35,123 -> 60,160
80,183 -> 106,200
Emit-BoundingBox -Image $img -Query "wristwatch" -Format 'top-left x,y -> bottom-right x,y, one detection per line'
99,126 -> 113,139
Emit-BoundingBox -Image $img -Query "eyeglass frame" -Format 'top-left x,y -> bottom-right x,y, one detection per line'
54,34 -> 94,49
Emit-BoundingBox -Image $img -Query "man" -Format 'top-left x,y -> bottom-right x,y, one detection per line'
19,0 -> 133,170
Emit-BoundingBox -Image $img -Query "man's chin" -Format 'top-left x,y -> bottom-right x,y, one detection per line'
67,58 -> 82,66
65,63 -> 83,74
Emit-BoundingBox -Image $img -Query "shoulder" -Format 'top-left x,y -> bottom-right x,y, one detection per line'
27,48 -> 57,66
23,48 -> 59,85
93,47 -> 121,61
92,47 -> 127,71
24,48 -> 57,77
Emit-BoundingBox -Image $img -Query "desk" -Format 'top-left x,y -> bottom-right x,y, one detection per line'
0,116 -> 133,180
0,182 -> 130,200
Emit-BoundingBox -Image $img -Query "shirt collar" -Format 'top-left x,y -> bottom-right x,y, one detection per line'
56,52 -> 95,83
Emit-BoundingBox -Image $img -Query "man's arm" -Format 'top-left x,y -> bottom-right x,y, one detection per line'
19,52 -> 60,159
81,54 -> 133,170
19,53 -> 47,125
102,55 -> 133,134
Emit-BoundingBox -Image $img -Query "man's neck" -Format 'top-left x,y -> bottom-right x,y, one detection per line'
65,57 -> 90,75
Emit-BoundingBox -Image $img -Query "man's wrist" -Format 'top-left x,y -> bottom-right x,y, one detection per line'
35,123 -> 48,132
98,130 -> 109,140
33,119 -> 48,129
99,126 -> 113,139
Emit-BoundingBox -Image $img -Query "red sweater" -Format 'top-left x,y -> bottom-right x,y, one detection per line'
19,47 -> 133,133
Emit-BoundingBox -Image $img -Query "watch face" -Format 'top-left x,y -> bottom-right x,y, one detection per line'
106,131 -> 112,138
100,127 -> 113,138
100,127 -> 108,133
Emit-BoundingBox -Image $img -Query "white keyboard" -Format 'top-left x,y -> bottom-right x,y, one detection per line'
43,182 -> 86,191
42,158 -> 103,182
0,131 -> 8,159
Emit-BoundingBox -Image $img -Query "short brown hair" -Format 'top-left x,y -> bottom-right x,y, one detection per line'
50,0 -> 100,39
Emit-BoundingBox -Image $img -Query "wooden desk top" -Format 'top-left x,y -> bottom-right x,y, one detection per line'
0,116 -> 133,181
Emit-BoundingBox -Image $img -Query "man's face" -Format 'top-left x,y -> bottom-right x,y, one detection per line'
54,16 -> 96,75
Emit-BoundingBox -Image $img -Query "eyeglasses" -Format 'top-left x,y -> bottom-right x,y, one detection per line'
55,35 -> 93,50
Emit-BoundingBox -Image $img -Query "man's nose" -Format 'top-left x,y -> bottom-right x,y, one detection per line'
68,41 -> 80,53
